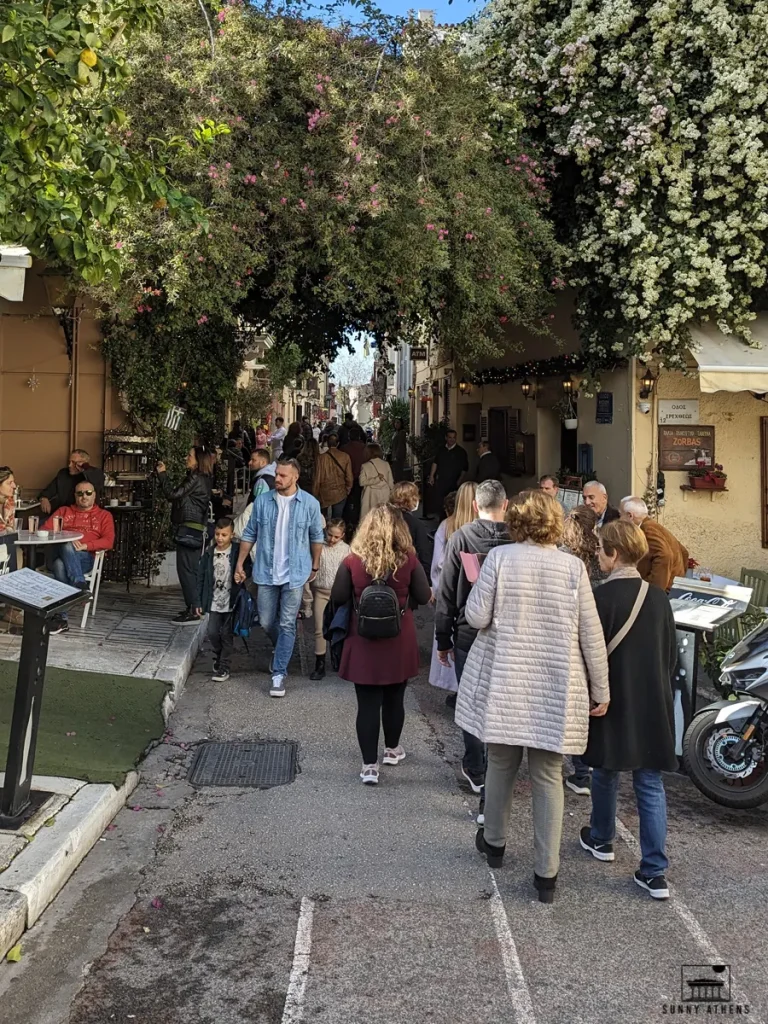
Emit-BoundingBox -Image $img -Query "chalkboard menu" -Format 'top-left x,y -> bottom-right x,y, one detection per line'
595,392 -> 613,424
658,425 -> 715,471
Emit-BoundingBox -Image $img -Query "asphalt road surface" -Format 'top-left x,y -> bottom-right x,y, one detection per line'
2,606 -> 767,1024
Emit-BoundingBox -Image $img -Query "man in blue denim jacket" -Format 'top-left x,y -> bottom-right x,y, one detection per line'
235,459 -> 324,697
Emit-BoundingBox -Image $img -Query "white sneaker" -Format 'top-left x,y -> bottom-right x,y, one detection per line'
270,674 -> 286,697
382,746 -> 406,765
360,763 -> 379,784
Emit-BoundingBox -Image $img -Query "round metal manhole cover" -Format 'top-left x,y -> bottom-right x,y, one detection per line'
188,740 -> 298,788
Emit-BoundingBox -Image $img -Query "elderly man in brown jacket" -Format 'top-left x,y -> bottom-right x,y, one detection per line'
619,496 -> 688,591
313,432 -> 353,518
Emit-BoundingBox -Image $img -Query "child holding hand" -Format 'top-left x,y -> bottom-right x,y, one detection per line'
309,519 -> 350,680
196,517 -> 241,682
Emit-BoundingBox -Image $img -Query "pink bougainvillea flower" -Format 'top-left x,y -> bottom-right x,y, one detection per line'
114,241 -> 124,249
197,315 -> 208,324
132,805 -> 143,812
371,200 -> 380,208
485,207 -> 492,215
499,316 -> 509,323
425,223 -> 435,231
151,897 -> 164,909
280,197 -> 287,204
298,199 -> 307,210
235,280 -> 242,287
370,184 -> 378,192
217,9 -> 226,20
164,54 -> 172,62
355,153 -> 362,163
465,233 -> 474,241
348,225 -> 356,232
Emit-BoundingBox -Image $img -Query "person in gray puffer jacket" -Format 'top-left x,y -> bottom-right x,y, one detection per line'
435,480 -> 512,804
455,489 -> 609,904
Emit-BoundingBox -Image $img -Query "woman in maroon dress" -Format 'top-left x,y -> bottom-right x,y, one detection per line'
331,503 -> 431,784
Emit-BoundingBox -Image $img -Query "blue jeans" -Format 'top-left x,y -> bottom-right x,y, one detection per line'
46,545 -> 94,621
257,583 -> 303,676
590,768 -> 669,877
571,753 -> 590,781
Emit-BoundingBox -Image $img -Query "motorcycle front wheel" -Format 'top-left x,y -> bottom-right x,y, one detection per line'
683,709 -> 768,809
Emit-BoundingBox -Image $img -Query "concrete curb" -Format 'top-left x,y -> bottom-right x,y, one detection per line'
159,616 -> 207,721
0,771 -> 138,958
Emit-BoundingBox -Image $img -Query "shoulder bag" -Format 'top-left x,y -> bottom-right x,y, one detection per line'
606,580 -> 649,656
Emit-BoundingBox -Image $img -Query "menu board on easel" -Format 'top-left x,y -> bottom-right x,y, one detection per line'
658,425 -> 715,471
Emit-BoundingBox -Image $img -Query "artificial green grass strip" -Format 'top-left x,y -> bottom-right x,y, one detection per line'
0,661 -> 166,786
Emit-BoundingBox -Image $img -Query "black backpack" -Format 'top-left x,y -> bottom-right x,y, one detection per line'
355,574 -> 404,640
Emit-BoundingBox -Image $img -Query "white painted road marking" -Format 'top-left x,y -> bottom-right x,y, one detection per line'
281,896 -> 315,1024
487,870 -> 539,1024
616,816 -> 764,1022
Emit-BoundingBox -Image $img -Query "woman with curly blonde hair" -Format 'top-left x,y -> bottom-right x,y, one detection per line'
331,503 -> 431,784
456,489 -> 610,901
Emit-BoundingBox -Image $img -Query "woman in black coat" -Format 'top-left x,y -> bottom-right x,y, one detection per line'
390,480 -> 433,578
156,446 -> 215,625
580,520 -> 678,901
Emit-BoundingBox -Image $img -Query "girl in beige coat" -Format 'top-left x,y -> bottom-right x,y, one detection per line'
456,490 -> 609,902
359,444 -> 394,518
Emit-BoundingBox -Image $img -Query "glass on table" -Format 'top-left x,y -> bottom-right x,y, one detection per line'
27,515 -> 39,532
13,518 -> 23,533
699,566 -> 713,583
52,516 -> 63,534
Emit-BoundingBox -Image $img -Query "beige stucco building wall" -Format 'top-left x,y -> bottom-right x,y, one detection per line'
0,265 -> 121,495
632,366 -> 767,578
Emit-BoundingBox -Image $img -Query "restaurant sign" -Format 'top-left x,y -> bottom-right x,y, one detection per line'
658,425 -> 715,471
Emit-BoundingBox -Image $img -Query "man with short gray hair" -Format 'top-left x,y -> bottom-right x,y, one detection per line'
436,478 -> 511,814
619,496 -> 688,591
582,480 -> 619,527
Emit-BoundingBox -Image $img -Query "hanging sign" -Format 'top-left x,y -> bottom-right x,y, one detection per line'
410,346 -> 428,361
595,392 -> 613,424
658,425 -> 715,471
658,400 -> 700,425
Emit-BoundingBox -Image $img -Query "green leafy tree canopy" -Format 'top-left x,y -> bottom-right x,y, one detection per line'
471,0 -> 768,367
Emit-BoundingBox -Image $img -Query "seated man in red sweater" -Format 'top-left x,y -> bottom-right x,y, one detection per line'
43,481 -> 115,634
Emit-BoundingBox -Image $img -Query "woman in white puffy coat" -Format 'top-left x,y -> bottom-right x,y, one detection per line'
455,489 -> 609,902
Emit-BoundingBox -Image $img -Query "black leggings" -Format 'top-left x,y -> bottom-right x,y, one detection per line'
354,682 -> 408,764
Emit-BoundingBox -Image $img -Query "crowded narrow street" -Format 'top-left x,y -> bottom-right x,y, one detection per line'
1,607 -> 766,1024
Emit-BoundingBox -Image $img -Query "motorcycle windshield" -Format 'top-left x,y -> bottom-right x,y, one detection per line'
723,618 -> 768,666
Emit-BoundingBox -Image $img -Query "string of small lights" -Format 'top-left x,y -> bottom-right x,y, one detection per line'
470,353 -> 622,387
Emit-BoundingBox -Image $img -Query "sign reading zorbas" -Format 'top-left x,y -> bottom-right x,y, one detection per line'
658,425 -> 715,471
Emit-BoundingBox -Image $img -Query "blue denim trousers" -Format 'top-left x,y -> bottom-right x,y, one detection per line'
256,583 -> 303,676
46,545 -> 94,621
590,768 -> 669,877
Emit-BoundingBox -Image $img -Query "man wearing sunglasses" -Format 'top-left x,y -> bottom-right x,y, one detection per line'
42,483 -> 115,634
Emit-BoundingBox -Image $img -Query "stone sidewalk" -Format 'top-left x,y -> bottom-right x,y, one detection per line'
0,583 -> 207,711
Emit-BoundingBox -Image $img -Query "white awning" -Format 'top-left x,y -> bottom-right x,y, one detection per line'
690,316 -> 768,393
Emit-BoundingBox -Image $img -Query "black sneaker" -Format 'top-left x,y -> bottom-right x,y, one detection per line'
634,871 -> 670,900
579,826 -> 615,862
461,765 -> 485,795
475,828 -> 504,869
445,692 -> 457,709
48,616 -> 69,635
173,609 -> 201,626
566,774 -> 591,795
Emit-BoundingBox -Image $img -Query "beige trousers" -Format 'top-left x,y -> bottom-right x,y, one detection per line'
312,586 -> 331,656
483,744 -> 564,879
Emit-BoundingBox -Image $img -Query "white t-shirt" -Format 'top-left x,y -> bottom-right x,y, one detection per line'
312,426 -> 321,441
272,491 -> 297,584
211,546 -> 232,613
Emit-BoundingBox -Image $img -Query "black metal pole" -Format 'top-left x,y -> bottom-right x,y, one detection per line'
0,611 -> 50,824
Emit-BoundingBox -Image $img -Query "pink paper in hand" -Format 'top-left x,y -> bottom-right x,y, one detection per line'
460,551 -> 485,584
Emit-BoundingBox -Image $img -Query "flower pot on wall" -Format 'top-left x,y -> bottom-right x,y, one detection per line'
564,418 -> 578,431
689,475 -> 726,490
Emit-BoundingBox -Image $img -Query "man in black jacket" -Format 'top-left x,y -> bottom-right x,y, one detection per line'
475,440 -> 502,483
582,480 -> 619,527
436,479 -> 511,804
39,449 -> 105,515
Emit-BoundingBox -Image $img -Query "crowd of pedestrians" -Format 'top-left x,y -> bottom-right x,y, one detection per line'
163,418 -> 688,906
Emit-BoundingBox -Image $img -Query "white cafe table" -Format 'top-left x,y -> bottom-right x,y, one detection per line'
15,531 -> 83,547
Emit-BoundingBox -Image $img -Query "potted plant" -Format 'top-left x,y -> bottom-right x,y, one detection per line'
553,397 -> 578,430
689,464 -> 727,490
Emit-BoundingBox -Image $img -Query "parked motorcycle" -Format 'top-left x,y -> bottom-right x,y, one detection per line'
683,619 -> 768,808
